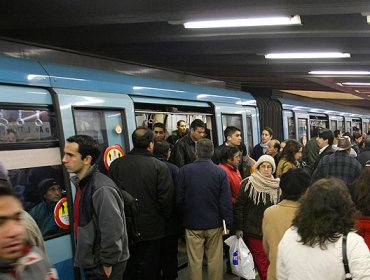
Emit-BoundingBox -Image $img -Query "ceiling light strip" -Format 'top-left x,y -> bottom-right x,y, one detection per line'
265,52 -> 350,59
184,15 -> 301,29
309,71 -> 370,75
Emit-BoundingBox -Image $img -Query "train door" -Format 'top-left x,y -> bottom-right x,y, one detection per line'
352,118 -> 362,133
329,116 -> 344,132
345,118 -> 352,134
308,114 -> 328,138
0,85 -> 74,279
282,110 -> 295,140
54,88 -> 134,279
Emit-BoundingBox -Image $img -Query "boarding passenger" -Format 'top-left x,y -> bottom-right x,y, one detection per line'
312,129 -> 334,171
301,127 -> 319,175
170,119 -> 205,167
0,186 -> 58,280
212,126 -> 242,165
262,168 -> 310,280
234,155 -> 280,280
251,127 -> 273,161
266,139 -> 280,177
332,129 -> 342,146
277,178 -> 370,279
29,178 -> 62,236
63,135 -> 128,280
276,140 -> 302,178
353,132 -> 364,155
153,140 -> 179,280
351,162 -> 370,248
108,128 -> 174,280
153,122 -> 166,142
177,138 -> 233,280
312,137 -> 362,186
166,120 -> 187,145
356,138 -> 370,167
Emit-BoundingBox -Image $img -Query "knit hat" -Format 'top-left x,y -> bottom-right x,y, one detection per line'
38,178 -> 60,197
253,154 -> 276,173
280,168 -> 310,200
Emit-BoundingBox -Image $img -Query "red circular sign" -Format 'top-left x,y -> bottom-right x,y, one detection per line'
104,144 -> 125,170
54,197 -> 69,230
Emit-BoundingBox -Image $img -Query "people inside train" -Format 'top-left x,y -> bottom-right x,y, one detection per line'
312,128 -> 335,171
63,135 -> 129,280
108,128 -> 174,280
0,186 -> 58,280
266,139 -> 280,177
166,119 -> 187,145
170,119 -> 206,167
276,178 -> 370,279
301,127 -> 320,175
312,137 -> 362,186
234,155 -> 280,280
0,162 -> 46,253
356,137 -> 370,168
251,127 -> 273,161
29,178 -> 63,236
352,132 -> 364,155
153,122 -> 166,142
352,161 -> 370,249
152,140 -> 179,280
176,138 -> 233,280
262,168 -> 311,280
276,140 -> 303,178
1,128 -> 17,143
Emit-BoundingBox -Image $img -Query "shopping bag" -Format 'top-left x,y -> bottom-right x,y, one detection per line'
224,235 -> 255,279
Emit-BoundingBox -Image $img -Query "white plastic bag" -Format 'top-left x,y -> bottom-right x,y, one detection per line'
224,235 -> 255,279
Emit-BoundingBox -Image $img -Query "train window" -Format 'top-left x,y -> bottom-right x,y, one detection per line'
246,115 -> 253,154
287,116 -> 295,139
297,118 -> 308,144
221,114 -> 243,133
352,119 -> 362,132
331,120 -> 338,131
0,107 -> 58,146
346,121 -> 351,133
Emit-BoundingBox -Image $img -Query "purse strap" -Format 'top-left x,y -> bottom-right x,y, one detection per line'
342,234 -> 353,280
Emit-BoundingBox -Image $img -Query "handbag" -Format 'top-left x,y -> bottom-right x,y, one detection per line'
342,233 -> 353,280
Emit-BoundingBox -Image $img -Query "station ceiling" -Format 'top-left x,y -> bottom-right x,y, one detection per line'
2,1 -> 370,108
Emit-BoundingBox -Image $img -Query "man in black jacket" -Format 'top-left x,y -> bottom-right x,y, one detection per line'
109,128 -> 174,280
313,129 -> 335,171
170,119 -> 205,167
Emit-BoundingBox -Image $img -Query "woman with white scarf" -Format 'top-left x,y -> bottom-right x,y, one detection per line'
234,155 -> 280,280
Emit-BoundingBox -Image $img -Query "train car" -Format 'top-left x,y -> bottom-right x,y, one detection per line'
0,54 -> 258,279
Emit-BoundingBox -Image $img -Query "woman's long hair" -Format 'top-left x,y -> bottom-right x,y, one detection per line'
293,177 -> 356,249
352,166 -> 370,216
279,139 -> 301,164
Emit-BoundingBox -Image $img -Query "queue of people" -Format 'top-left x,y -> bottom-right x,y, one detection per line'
2,120 -> 370,280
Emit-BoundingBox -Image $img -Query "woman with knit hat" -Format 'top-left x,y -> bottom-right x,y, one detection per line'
234,155 -> 280,280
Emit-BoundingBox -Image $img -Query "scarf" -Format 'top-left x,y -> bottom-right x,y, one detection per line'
243,170 -> 280,205
260,140 -> 270,154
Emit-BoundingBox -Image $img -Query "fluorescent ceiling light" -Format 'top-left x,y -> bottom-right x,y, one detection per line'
367,15 -> 370,23
309,70 -> 370,75
342,82 -> 370,86
183,15 -> 301,29
265,52 -> 350,59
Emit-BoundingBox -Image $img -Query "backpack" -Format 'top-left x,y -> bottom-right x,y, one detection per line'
120,189 -> 140,244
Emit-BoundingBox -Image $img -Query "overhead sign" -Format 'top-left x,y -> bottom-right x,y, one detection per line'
54,197 -> 69,230
104,144 -> 125,170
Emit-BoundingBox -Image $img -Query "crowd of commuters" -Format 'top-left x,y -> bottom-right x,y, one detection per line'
2,119 -> 370,280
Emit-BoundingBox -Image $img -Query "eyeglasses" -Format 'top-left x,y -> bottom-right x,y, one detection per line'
259,164 -> 272,169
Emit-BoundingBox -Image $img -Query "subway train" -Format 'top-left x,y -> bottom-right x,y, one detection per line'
0,54 -> 370,279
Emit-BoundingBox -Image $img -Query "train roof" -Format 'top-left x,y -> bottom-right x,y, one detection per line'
0,55 -> 256,106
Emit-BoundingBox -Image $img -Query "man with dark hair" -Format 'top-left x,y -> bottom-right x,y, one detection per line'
177,138 -> 233,280
356,137 -> 370,167
108,128 -> 174,280
352,132 -> 364,155
170,119 -> 206,167
0,187 -> 58,279
212,126 -> 242,165
166,120 -> 187,145
153,140 -> 179,280
63,135 -> 129,280
302,127 -> 320,175
153,122 -> 166,142
312,129 -> 334,171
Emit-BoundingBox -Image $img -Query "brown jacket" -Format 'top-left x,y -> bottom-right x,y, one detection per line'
262,200 -> 300,280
